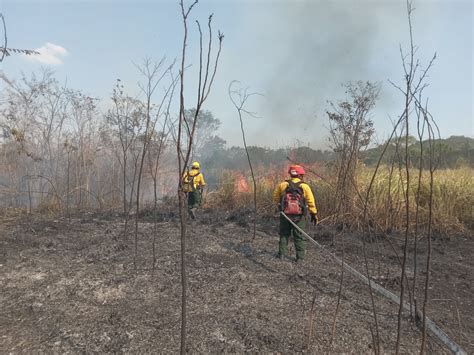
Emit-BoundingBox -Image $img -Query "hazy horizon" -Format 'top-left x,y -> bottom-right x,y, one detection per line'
2,0 -> 472,149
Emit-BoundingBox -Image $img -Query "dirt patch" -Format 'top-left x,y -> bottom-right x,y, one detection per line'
0,212 -> 471,353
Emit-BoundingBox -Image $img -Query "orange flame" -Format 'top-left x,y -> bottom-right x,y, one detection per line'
235,173 -> 250,193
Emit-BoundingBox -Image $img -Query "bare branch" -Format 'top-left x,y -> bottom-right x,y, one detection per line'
0,13 -> 6,62
228,80 -> 262,239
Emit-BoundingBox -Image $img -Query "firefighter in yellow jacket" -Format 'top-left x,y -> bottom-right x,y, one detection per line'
273,165 -> 318,262
182,161 -> 206,219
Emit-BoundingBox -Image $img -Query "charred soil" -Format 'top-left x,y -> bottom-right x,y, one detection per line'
0,209 -> 472,353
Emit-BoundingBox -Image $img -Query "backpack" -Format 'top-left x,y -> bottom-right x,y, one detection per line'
281,180 -> 307,216
182,172 -> 200,193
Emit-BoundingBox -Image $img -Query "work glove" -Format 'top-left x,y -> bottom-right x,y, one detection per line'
310,213 -> 319,225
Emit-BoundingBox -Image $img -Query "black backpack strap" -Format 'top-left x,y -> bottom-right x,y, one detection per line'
293,181 -> 307,213
286,179 -> 295,190
286,180 -> 303,194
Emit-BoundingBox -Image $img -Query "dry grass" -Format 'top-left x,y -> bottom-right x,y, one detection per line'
357,167 -> 473,234
212,166 -> 473,235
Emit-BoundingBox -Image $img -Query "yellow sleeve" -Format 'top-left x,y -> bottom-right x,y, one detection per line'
273,182 -> 287,204
196,173 -> 206,187
301,183 -> 317,215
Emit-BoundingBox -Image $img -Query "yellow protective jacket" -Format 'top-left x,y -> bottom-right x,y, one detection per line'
182,169 -> 206,192
273,177 -> 317,215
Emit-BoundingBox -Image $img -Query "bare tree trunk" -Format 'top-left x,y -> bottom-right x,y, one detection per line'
176,2 -> 223,352
27,173 -> 32,214
396,56 -> 413,355
177,4 -> 193,351
419,98 -> 439,354
413,106 -> 426,319
228,81 -> 261,240
132,57 -> 174,271
388,2 -> 437,352
149,90 -> 175,272
66,149 -> 70,219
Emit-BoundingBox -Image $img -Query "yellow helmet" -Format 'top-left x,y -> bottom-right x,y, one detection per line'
191,161 -> 200,169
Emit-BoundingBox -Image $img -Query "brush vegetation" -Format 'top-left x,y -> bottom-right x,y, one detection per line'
211,165 -> 473,235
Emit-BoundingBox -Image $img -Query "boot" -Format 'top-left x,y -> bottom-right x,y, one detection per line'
276,253 -> 286,260
295,258 -> 305,265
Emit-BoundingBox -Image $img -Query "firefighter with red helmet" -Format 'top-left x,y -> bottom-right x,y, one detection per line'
272,165 -> 318,262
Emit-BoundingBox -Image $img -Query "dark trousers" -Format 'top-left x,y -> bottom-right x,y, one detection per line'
278,215 -> 307,260
187,190 -> 201,210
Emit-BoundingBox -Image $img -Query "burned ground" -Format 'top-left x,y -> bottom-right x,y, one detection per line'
0,209 -> 472,353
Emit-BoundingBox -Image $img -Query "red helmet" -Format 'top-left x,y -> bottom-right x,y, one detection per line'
288,165 -> 305,176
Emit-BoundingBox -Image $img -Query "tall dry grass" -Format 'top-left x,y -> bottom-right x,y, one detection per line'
211,166 -> 473,235
357,167 -> 473,234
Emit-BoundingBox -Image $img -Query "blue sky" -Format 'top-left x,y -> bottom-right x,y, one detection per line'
1,0 -> 473,149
